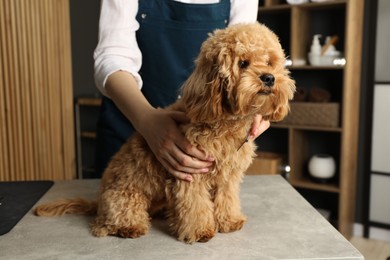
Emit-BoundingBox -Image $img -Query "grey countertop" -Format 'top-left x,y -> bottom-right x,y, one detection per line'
0,175 -> 364,260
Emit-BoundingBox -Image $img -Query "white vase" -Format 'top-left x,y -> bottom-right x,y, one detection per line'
308,154 -> 336,180
286,0 -> 309,4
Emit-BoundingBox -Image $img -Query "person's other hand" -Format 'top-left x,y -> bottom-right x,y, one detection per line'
140,109 -> 214,182
248,114 -> 270,141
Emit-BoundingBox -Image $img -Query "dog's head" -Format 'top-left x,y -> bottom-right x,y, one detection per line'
181,22 -> 296,123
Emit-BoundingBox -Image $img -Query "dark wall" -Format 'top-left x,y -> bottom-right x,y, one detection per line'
70,0 -> 101,98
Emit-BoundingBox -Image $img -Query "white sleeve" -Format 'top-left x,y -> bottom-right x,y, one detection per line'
229,0 -> 259,25
93,0 -> 143,97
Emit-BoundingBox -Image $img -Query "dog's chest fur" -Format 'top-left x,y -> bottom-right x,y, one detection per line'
182,119 -> 256,183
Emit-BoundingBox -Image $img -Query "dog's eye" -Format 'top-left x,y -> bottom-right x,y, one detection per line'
239,60 -> 249,69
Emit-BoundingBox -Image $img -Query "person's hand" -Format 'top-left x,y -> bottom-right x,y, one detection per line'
248,114 -> 270,141
139,109 -> 214,182
104,72 -> 214,182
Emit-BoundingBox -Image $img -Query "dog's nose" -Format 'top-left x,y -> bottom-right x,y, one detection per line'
260,73 -> 275,87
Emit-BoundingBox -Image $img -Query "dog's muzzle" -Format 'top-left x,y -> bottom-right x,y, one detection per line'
259,73 -> 275,87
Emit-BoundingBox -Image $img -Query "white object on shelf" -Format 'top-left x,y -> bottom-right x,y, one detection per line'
308,52 -> 342,66
308,34 -> 322,65
311,0 -> 336,2
286,0 -> 309,4
308,35 -> 342,66
310,34 -> 322,54
308,154 -> 336,180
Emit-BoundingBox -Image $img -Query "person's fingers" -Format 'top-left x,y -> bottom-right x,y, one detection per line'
144,109 -> 214,178
248,115 -> 270,141
176,136 -> 215,163
163,145 -> 212,174
169,110 -> 215,162
258,119 -> 270,135
169,110 -> 190,124
249,115 -> 261,137
159,157 -> 193,182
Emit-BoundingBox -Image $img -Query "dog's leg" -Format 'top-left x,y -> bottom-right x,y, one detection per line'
91,188 -> 151,238
166,180 -> 216,243
214,176 -> 246,233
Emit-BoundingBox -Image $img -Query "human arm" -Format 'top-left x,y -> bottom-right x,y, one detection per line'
229,0 -> 259,25
94,1 -> 215,182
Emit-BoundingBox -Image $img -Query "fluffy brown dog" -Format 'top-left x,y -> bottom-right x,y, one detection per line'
35,22 -> 295,243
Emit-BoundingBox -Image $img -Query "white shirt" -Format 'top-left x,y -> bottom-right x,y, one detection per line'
93,0 -> 259,96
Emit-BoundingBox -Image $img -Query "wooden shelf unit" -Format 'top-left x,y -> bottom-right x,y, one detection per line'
257,0 -> 364,238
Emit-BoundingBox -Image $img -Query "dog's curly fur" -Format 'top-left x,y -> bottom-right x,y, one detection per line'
35,23 -> 295,243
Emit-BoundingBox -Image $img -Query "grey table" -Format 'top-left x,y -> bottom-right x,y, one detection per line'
0,176 -> 364,260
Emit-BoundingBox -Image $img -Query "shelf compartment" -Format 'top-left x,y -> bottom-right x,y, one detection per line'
258,7 -> 291,59
290,69 -> 344,104
290,177 -> 340,193
295,188 -> 340,227
256,127 -> 289,156
289,2 -> 346,66
76,101 -> 102,133
289,129 -> 341,189
307,8 -> 346,52
75,97 -> 102,179
80,137 -> 98,178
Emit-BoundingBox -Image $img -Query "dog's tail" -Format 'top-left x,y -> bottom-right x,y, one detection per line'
34,198 -> 97,217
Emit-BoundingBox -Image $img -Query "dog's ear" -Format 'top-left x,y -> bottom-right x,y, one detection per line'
181,47 -> 238,123
181,64 -> 225,123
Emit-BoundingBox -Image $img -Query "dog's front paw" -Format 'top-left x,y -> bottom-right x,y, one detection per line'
178,227 -> 216,244
91,223 -> 148,238
117,225 -> 148,238
91,224 -> 110,237
217,215 -> 246,233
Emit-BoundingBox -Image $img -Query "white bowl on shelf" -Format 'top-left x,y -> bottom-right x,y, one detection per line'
308,52 -> 341,66
311,0 -> 336,2
308,154 -> 336,180
286,0 -> 309,4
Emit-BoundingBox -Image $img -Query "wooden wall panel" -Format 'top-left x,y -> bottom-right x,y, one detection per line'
0,0 -> 75,180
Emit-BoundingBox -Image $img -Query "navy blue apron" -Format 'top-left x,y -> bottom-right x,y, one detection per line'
95,0 -> 230,177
